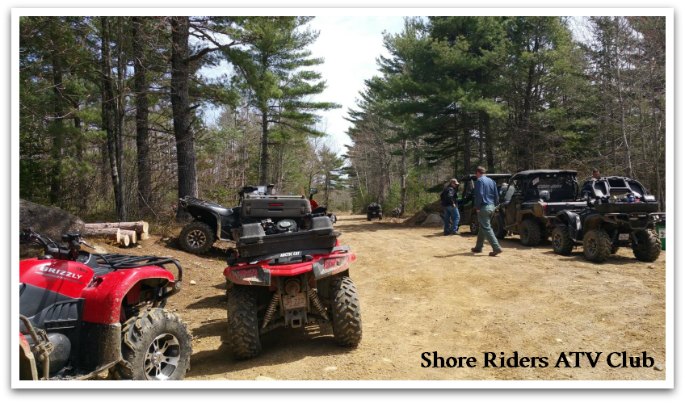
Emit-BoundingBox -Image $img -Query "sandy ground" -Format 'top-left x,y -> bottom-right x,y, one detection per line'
106,214 -> 666,381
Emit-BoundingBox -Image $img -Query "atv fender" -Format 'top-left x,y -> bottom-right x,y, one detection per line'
186,206 -> 222,240
81,269 -> 176,324
556,210 -> 582,240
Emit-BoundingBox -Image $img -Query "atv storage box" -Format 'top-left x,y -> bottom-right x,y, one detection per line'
237,216 -> 339,259
241,195 -> 311,219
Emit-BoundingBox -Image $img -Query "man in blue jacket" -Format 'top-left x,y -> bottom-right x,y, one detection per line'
471,166 -> 503,256
440,178 -> 460,235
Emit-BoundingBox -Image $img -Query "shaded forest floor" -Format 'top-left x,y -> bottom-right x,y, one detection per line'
94,214 -> 666,381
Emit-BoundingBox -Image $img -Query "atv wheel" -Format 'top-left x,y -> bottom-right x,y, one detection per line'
551,225 -> 574,255
611,245 -> 619,254
632,230 -> 661,262
330,276 -> 362,347
179,221 -> 215,254
226,285 -> 261,359
111,308 -> 192,380
491,214 -> 506,239
367,215 -> 372,221
583,229 -> 612,263
520,219 -> 542,246
469,218 -> 479,235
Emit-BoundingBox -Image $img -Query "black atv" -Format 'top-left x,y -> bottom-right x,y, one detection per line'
550,176 -> 663,263
491,170 -> 588,246
366,203 -> 382,221
178,185 -> 322,254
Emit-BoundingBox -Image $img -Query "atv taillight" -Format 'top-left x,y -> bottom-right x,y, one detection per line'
541,202 -> 548,214
323,255 -> 348,269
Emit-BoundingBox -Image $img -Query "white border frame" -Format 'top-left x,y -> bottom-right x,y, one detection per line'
10,7 -> 674,390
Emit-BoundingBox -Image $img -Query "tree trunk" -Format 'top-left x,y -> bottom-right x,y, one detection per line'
259,109 -> 269,184
481,111 -> 495,170
463,123 -> 471,177
170,16 -> 198,220
48,19 -> 65,206
100,17 -> 126,221
132,17 -> 152,217
399,138 -> 408,215
115,17 -> 127,220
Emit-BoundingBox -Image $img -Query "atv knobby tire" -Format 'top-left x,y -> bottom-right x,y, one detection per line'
551,225 -> 574,255
583,229 -> 612,263
111,308 -> 192,380
330,276 -> 362,348
179,221 -> 215,254
520,218 -> 542,246
226,285 -> 261,360
491,214 -> 506,239
632,229 -> 661,262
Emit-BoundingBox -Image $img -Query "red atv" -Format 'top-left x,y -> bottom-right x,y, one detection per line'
19,229 -> 192,380
224,216 -> 361,359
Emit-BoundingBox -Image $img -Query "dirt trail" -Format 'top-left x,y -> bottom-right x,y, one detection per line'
109,215 -> 666,381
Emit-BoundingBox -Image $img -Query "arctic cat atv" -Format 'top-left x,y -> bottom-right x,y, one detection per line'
19,229 -> 191,380
178,185 -> 330,254
550,176 -> 663,263
490,170 -> 588,246
366,202 -> 382,221
457,173 -> 511,235
224,216 -> 361,359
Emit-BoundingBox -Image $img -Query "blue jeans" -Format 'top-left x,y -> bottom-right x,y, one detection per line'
443,205 -> 460,234
475,204 -> 501,251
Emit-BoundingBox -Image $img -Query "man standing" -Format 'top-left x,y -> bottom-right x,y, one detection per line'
581,168 -> 602,199
471,166 -> 502,256
440,178 -> 460,236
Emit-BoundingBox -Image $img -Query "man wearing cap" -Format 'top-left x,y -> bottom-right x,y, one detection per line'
440,178 -> 460,236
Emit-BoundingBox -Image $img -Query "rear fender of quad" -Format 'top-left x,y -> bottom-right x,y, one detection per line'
224,249 -> 356,288
81,269 -> 176,324
555,210 -> 582,240
186,205 -> 221,239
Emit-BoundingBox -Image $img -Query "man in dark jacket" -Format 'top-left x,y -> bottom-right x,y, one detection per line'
440,178 -> 460,236
471,166 -> 502,256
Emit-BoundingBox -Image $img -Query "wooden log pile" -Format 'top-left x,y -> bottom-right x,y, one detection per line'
82,221 -> 149,247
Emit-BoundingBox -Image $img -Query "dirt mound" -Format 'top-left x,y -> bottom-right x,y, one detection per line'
20,199 -> 85,240
405,200 -> 443,226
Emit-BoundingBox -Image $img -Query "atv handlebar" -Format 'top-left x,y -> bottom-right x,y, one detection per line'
20,228 -> 90,261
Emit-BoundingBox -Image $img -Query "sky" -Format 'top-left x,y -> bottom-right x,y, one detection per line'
307,16 -> 406,154
200,16 -> 406,156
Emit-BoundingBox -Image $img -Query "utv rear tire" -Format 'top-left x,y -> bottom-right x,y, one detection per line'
491,214 -> 505,239
632,230 -> 661,262
551,225 -> 574,255
226,285 -> 261,360
179,221 -> 215,254
111,308 -> 192,380
520,219 -> 542,246
583,229 -> 612,263
330,276 -> 362,348
469,218 -> 479,235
